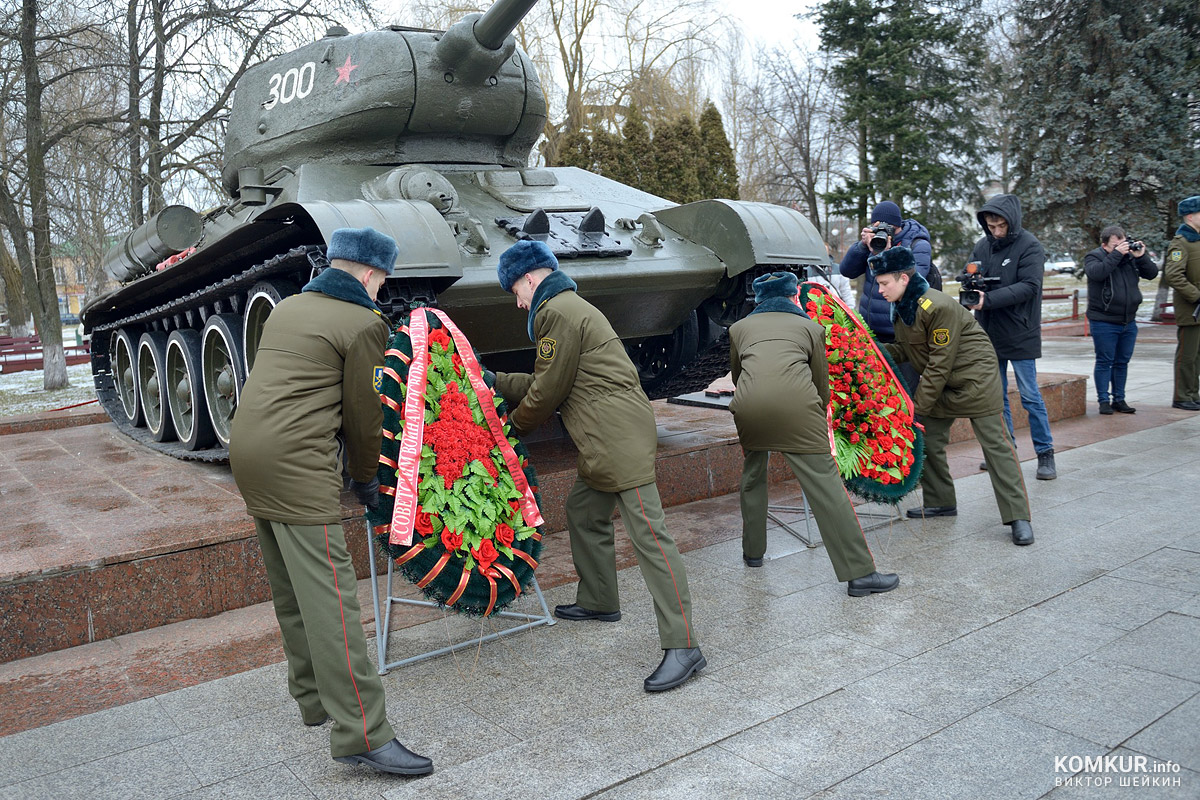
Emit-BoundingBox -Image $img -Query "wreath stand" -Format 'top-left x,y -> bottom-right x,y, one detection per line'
366,522 -> 556,675
768,495 -> 904,548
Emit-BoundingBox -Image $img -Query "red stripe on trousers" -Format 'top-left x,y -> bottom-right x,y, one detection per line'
324,524 -> 372,751
635,487 -> 692,648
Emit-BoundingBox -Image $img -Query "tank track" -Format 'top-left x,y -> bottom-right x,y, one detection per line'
90,247 -> 324,463
642,332 -> 731,402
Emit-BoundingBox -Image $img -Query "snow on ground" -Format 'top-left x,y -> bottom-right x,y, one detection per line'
0,362 -> 98,418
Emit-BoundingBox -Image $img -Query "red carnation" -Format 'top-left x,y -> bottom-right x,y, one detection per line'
441,527 -> 463,552
472,539 -> 499,572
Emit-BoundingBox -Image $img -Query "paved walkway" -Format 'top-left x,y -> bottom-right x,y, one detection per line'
1,331 -> 1198,799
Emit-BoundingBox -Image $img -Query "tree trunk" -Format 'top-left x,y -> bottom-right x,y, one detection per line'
0,242 -> 33,337
146,0 -> 167,215
127,0 -> 144,226
21,0 -> 68,390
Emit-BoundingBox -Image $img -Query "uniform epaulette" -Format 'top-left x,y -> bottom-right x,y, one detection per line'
919,297 -> 934,312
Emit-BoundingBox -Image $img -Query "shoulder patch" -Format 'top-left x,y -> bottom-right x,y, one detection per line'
932,328 -> 951,347
373,365 -> 384,393
538,337 -> 557,361
920,297 -> 934,311
1170,249 -> 1183,262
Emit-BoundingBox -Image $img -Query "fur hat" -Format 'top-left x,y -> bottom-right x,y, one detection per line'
326,227 -> 397,275
867,245 -> 916,275
752,271 -> 799,303
1179,196 -> 1200,216
497,239 -> 558,292
871,201 -> 903,228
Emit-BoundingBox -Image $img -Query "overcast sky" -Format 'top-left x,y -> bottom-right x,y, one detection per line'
728,0 -> 820,51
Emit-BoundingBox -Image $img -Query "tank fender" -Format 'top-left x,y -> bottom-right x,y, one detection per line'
651,200 -> 827,278
257,198 -> 464,284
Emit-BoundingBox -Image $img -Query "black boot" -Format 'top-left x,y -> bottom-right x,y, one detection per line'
644,647 -> 707,692
554,604 -> 621,622
1098,401 -> 1113,415
1036,450 -> 1057,480
1009,519 -> 1034,546
335,739 -> 433,776
1111,400 -> 1136,414
847,572 -> 900,597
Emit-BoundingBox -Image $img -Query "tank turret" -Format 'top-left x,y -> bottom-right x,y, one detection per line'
82,0 -> 829,462
222,0 -> 546,195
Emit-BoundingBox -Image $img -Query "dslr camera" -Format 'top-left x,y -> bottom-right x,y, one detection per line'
1125,239 -> 1144,253
957,261 -> 1001,307
868,222 -> 899,254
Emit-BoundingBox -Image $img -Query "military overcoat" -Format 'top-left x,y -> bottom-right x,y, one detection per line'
497,274 -> 657,493
728,310 -> 831,453
883,282 -> 1003,420
1164,228 -> 1200,327
230,283 -> 388,524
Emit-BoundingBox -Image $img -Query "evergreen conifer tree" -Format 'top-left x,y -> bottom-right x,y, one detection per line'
815,0 -> 987,252
1009,0 -> 1200,256
698,101 -> 740,200
591,127 -> 624,179
618,105 -> 655,193
651,115 -> 702,203
556,129 -> 593,170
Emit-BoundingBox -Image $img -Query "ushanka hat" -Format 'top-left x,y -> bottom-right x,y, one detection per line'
1179,196 -> 1200,216
752,271 -> 799,303
497,239 -> 558,292
326,226 -> 398,275
867,245 -> 916,275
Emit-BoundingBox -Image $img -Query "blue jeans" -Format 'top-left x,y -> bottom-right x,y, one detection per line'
999,358 -> 1054,455
1090,320 -> 1138,404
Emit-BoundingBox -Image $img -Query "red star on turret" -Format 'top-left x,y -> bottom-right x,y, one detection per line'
335,55 -> 358,84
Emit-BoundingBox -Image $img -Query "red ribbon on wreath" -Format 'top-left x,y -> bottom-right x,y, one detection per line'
388,308 -> 544,547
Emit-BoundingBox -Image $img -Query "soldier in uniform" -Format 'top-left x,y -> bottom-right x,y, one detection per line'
229,227 -> 433,776
1164,195 -> 1200,411
869,246 -> 1035,546
729,272 -> 900,596
494,239 -> 705,693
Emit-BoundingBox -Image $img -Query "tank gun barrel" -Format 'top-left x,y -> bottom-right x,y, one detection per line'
473,0 -> 539,49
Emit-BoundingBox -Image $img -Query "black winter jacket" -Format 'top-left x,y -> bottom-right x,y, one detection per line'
970,194 -> 1045,360
839,218 -> 932,339
1083,246 -> 1158,325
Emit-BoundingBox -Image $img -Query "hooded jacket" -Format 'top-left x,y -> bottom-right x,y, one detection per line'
969,194 -> 1045,360
1083,245 -> 1158,325
839,217 -> 932,338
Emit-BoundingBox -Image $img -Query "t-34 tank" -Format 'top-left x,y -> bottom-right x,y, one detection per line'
82,0 -> 828,461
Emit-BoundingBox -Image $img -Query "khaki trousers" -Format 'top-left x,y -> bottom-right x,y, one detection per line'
254,518 -> 395,758
920,414 -> 1031,523
1174,324 -> 1200,403
565,479 -> 697,649
739,450 -> 876,582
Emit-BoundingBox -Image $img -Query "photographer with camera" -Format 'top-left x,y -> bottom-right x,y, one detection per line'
1083,226 -> 1158,415
868,246 -> 1033,546
966,194 -> 1057,481
839,202 -> 933,368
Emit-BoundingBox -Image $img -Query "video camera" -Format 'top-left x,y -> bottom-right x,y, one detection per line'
868,222 -> 899,254
957,261 -> 1001,307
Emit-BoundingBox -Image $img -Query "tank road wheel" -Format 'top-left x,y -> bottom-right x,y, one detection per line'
243,279 -> 297,374
626,310 -> 700,395
111,328 -> 141,427
137,331 -> 177,442
166,329 -> 216,450
202,314 -> 246,448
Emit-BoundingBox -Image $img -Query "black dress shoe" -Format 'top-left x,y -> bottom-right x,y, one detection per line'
1172,401 -> 1200,410
743,555 -> 764,567
303,715 -> 329,727
979,460 -> 989,471
334,738 -> 433,776
1098,401 -> 1113,415
1111,400 -> 1136,414
906,506 -> 957,519
554,603 -> 621,622
644,647 -> 707,692
1009,519 -> 1034,546
847,572 -> 900,597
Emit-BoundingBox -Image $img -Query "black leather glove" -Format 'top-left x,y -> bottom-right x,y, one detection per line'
349,477 -> 380,511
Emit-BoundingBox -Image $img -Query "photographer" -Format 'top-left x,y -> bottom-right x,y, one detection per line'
1083,226 -> 1158,414
967,194 -> 1057,481
839,201 -> 933,345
